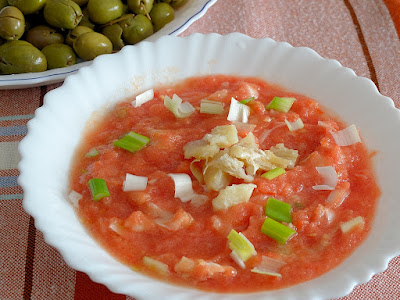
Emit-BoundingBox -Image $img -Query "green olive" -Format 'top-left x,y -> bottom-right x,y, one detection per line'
169,0 -> 187,9
0,0 -> 8,10
102,24 -> 124,50
7,0 -> 47,14
0,40 -> 47,74
122,14 -> 153,45
0,6 -> 25,41
26,25 -> 64,49
71,0 -> 87,6
150,3 -> 174,32
41,43 -> 76,69
79,8 -> 96,30
44,0 -> 83,29
127,0 -> 153,15
65,25 -> 93,46
87,0 -> 123,25
73,31 -> 112,61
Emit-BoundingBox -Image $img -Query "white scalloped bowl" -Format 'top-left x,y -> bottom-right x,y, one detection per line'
0,0 -> 217,89
19,33 -> 400,299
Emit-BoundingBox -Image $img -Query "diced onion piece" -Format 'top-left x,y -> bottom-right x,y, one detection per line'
265,197 -> 292,223
200,99 -> 224,114
113,131 -> 150,153
227,229 -> 257,262
261,217 -> 296,244
168,173 -> 196,202
230,251 -> 246,269
266,97 -> 295,113
85,147 -> 99,157
131,88 -> 154,107
284,118 -> 304,131
227,97 -> 250,123
164,94 -> 195,118
312,166 -> 338,191
212,183 -> 256,211
239,97 -> 254,104
122,173 -> 148,192
326,183 -> 350,207
251,256 -> 286,277
340,216 -> 365,233
261,167 -> 286,180
88,178 -> 110,201
143,256 -> 169,275
68,190 -> 82,207
332,124 -> 362,146
232,121 -> 256,133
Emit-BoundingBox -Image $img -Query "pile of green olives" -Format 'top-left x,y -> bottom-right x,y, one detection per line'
0,0 -> 187,75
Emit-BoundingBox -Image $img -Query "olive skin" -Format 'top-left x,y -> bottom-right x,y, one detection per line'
43,0 -> 83,30
127,0 -> 153,15
150,3 -> 174,32
65,25 -> 93,46
26,25 -> 64,49
71,0 -> 87,6
7,0 -> 47,15
0,6 -> 25,41
0,40 -> 47,74
102,24 -> 124,50
73,31 -> 112,61
122,14 -> 153,45
0,0 -> 8,10
87,0 -> 124,25
79,8 -> 96,30
41,43 -> 76,69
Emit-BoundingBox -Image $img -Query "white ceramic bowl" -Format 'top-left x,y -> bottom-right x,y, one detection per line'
0,0 -> 217,89
19,33 -> 400,299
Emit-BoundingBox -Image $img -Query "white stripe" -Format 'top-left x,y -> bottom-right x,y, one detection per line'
0,114 -> 34,121
0,142 -> 21,170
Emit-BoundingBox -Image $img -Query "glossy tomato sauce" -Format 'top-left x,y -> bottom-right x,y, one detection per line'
69,75 -> 380,293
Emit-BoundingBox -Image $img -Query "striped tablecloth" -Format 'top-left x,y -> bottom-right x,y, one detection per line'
1,0 -> 400,299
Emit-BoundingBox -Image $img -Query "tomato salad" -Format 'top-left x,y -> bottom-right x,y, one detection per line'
69,75 -> 380,293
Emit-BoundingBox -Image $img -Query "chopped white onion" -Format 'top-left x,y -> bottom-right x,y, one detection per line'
68,190 -> 82,208
232,121 -> 256,133
123,173 -> 148,192
168,173 -> 196,202
227,97 -> 250,123
143,257 -> 169,275
332,124 -> 361,146
285,118 -> 304,131
190,194 -> 209,207
243,83 -> 259,99
251,255 -> 286,277
131,89 -> 154,107
312,166 -> 338,191
326,188 -> 350,207
230,251 -> 246,269
164,94 -> 195,118
340,216 -> 365,233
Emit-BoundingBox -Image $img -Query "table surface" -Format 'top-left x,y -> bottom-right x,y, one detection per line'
1,0 -> 400,299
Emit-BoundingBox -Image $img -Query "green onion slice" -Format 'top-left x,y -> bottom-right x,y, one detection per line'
200,99 -> 224,115
164,94 -> 195,118
266,97 -> 296,113
85,147 -> 99,157
88,178 -> 110,201
261,217 -> 296,244
261,167 -> 286,180
227,229 -> 256,262
265,197 -> 292,223
113,131 -> 149,153
240,97 -> 255,105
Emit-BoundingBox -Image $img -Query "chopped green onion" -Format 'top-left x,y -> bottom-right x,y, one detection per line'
261,167 -> 286,180
200,99 -> 224,114
261,217 -> 296,244
340,216 -> 365,233
251,255 -> 286,277
113,131 -> 149,153
266,97 -> 296,113
285,118 -> 304,131
88,178 -> 110,201
265,197 -> 292,223
227,229 -> 256,262
239,97 -> 254,105
164,94 -> 195,118
85,148 -> 99,157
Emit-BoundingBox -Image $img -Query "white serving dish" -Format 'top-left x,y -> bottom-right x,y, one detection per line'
19,33 -> 400,299
0,0 -> 217,89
